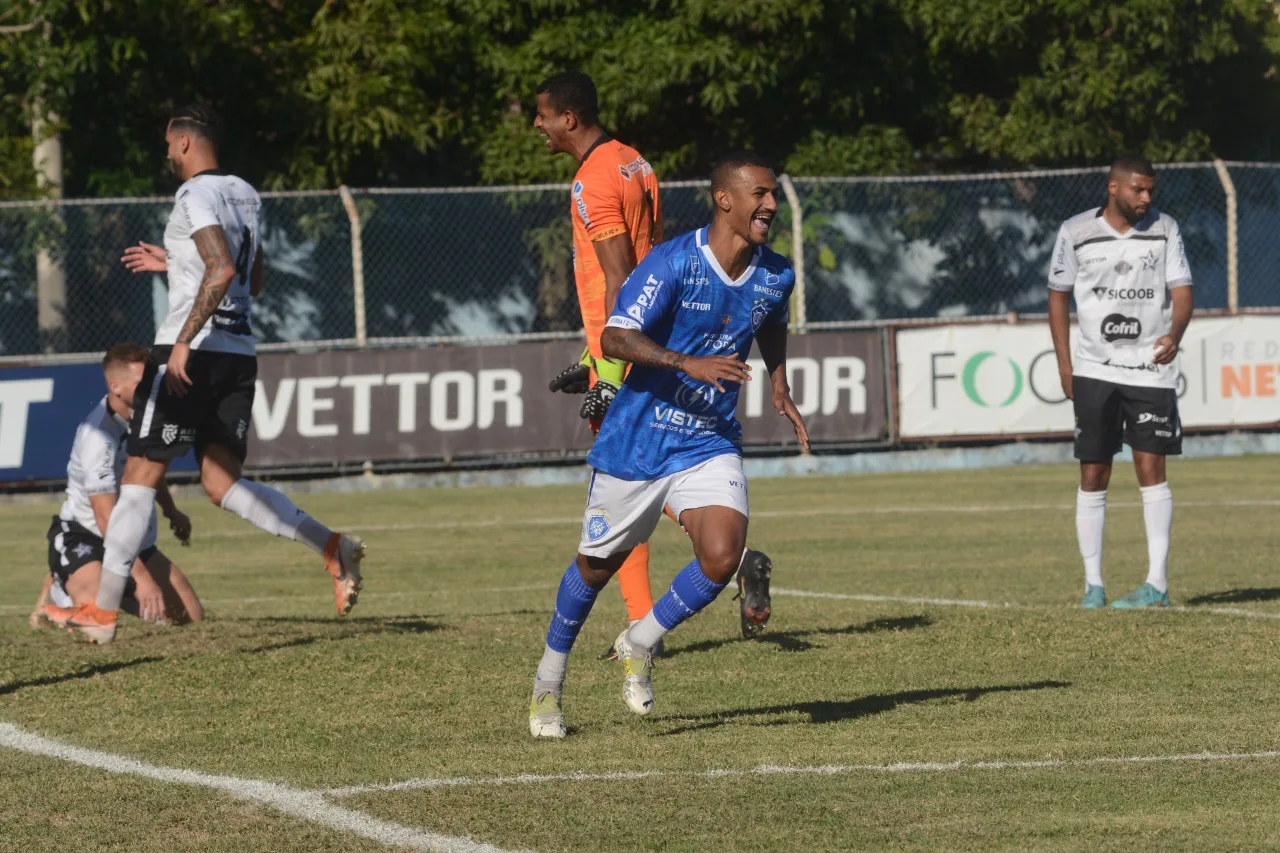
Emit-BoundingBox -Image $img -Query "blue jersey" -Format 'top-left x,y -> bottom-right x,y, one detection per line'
586,226 -> 794,481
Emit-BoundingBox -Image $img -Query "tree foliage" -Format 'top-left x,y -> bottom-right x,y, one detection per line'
3,0 -> 1280,198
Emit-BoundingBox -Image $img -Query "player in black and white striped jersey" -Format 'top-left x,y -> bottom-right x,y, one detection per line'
1048,155 -> 1195,610
33,344 -> 202,629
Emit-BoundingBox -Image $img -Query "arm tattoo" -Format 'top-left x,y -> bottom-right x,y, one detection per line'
601,327 -> 688,371
176,225 -> 235,345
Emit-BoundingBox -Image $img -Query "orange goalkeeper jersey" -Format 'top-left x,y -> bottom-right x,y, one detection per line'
570,137 -> 662,359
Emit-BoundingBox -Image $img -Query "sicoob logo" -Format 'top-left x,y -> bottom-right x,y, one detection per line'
1101,314 -> 1141,343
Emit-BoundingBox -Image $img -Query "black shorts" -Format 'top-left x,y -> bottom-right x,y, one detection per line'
45,516 -> 149,596
1073,376 -> 1182,461
128,345 -> 256,463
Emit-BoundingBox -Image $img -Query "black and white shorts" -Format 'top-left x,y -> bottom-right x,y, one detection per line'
128,345 -> 257,463
1073,376 -> 1182,461
45,516 -> 149,598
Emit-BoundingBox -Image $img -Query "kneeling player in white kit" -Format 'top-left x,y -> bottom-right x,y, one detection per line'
528,151 -> 810,738
1048,155 -> 1194,609
35,343 -> 203,629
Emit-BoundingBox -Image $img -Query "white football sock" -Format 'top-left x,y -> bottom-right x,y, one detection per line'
1141,482 -> 1173,593
97,484 -> 157,611
1076,488 -> 1107,589
535,646 -> 569,691
627,610 -> 667,651
220,479 -> 331,556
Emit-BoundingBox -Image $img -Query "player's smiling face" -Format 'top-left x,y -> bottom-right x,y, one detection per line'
533,92 -> 571,155
725,166 -> 780,246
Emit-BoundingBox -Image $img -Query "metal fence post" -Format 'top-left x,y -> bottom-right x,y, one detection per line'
1212,159 -> 1239,313
779,174 -> 807,333
338,185 -> 368,345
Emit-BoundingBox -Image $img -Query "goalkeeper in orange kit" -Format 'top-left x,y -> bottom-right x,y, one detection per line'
534,72 -> 774,651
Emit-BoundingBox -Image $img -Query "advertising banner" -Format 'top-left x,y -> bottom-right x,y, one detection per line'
1,330 -> 886,481
897,316 -> 1280,438
0,362 -> 196,483
248,330 -> 888,468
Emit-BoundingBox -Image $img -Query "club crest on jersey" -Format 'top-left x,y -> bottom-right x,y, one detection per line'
750,301 -> 768,331
585,511 -> 610,542
1139,249 -> 1159,270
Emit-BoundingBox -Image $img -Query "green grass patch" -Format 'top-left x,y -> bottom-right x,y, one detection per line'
2,456 -> 1278,850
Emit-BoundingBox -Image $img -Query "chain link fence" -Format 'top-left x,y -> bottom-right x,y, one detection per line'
0,162 -> 1270,358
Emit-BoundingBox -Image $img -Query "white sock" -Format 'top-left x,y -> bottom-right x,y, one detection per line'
220,479 -> 331,556
1141,482 -> 1173,593
535,646 -> 569,691
97,484 -> 157,611
1076,488 -> 1107,589
627,610 -> 667,651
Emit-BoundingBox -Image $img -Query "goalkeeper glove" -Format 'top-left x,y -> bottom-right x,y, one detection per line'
580,356 -> 626,420
548,347 -> 591,395
580,378 -> 618,421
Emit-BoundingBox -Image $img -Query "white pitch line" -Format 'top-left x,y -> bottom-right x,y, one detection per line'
773,587 -> 1280,621
1177,605 -> 1280,621
0,722 -> 526,853
772,587 -> 1010,609
325,749 -> 1280,797
190,498 -> 1280,540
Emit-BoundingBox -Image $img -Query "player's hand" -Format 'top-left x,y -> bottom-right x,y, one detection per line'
122,241 -> 167,273
166,509 -> 192,546
1153,335 -> 1179,365
549,361 -> 590,394
772,384 -> 810,451
682,355 -> 751,392
133,575 -> 167,624
580,379 -> 618,421
1059,367 -> 1073,401
165,343 -> 193,397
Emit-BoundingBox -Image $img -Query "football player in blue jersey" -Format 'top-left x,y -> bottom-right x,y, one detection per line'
529,151 -> 809,738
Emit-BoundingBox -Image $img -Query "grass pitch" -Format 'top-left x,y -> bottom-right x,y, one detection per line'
2,456 -> 1279,851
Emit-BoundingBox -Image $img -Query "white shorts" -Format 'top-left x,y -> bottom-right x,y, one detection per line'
578,453 -> 749,558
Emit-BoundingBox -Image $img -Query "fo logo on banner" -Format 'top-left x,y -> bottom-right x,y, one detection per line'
959,352 -> 1024,408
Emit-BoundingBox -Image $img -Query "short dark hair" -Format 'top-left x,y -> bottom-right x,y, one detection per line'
169,103 -> 224,153
711,150 -> 776,193
1110,154 -> 1155,179
103,342 -> 149,372
535,72 -> 599,126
